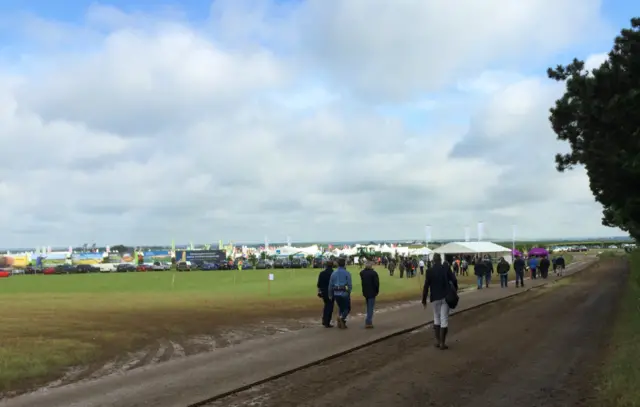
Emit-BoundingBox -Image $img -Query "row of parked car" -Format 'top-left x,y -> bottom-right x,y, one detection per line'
10,256 -> 338,275
15,262 -> 173,274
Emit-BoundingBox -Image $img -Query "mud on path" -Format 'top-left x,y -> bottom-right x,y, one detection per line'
207,260 -> 626,407
17,299 -> 418,398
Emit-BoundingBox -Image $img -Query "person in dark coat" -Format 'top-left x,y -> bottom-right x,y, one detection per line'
317,261 -> 335,328
388,259 -> 396,276
359,261 -> 380,328
496,257 -> 510,288
474,259 -> 487,289
483,256 -> 493,288
422,253 -> 458,350
398,259 -> 405,278
539,256 -> 551,279
554,255 -> 566,276
513,255 -> 526,287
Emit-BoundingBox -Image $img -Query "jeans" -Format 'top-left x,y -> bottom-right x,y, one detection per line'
365,297 -> 376,325
334,295 -> 351,320
321,295 -> 334,326
499,274 -> 508,287
531,268 -> 537,279
476,275 -> 483,288
485,274 -> 491,287
515,270 -> 524,286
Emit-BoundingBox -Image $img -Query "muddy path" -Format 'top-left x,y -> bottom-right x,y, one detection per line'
19,299 -> 419,397
206,259 -> 625,407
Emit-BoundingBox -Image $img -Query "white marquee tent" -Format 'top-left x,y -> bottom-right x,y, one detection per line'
434,241 -> 511,256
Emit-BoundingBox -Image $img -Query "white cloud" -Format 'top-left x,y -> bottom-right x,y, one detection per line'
0,0 -> 626,247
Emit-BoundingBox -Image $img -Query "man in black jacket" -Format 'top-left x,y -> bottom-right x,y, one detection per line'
554,255 -> 566,276
483,256 -> 493,288
360,261 -> 380,328
317,261 -> 335,328
422,254 -> 458,350
539,256 -> 551,279
474,259 -> 487,289
496,257 -> 510,288
513,255 -> 526,287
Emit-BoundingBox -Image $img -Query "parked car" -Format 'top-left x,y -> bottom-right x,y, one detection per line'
76,264 -> 99,273
217,261 -> 232,270
55,264 -> 77,274
136,264 -> 150,272
312,257 -> 325,268
233,259 -> 253,270
24,265 -> 42,275
274,257 -> 291,268
290,257 -> 308,268
11,268 -> 24,275
43,267 -> 56,275
151,261 -> 171,271
116,263 -> 136,272
176,261 -> 191,271
199,262 -> 218,270
255,259 -> 274,269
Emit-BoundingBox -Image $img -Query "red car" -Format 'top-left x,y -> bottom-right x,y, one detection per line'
136,264 -> 149,272
43,267 -> 56,275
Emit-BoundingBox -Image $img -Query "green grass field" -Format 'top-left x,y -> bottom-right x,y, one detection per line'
596,251 -> 640,406
0,266 -> 438,394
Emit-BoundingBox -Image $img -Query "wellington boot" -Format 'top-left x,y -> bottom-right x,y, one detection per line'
433,325 -> 441,348
440,327 -> 449,350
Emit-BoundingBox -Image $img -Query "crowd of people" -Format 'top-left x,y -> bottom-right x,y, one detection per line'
316,251 -> 568,349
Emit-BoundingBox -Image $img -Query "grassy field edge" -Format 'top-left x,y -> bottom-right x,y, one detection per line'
596,250 -> 640,407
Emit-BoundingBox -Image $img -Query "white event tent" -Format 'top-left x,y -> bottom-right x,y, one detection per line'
434,241 -> 512,261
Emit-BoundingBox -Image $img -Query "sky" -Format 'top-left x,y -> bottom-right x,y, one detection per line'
0,0 -> 636,247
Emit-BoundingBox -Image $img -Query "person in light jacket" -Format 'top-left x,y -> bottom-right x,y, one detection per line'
359,261 -> 380,328
422,254 -> 458,350
328,258 -> 352,329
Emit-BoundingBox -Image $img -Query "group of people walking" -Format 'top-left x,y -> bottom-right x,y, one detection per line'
317,252 -> 567,348
316,254 -> 458,349
317,258 -> 380,329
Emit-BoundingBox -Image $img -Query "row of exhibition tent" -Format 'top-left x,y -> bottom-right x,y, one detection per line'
1,241 -> 525,270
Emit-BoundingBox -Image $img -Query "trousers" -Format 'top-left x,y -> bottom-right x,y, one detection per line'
432,299 -> 450,328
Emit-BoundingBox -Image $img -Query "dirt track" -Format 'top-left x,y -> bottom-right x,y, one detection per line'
206,260 -> 625,407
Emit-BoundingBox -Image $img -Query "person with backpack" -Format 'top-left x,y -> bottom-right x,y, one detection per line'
422,253 -> 458,350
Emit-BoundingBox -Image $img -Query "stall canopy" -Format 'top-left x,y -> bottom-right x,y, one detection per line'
434,241 -> 511,255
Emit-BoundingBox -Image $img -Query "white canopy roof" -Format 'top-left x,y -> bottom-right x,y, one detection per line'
434,241 -> 511,255
409,247 -> 433,255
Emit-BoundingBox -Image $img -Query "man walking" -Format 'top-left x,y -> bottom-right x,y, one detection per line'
419,258 -> 425,275
539,255 -> 551,279
474,258 -> 487,289
422,253 -> 458,350
317,260 -> 335,328
328,258 -> 352,329
483,256 -> 493,288
554,255 -> 565,276
496,257 -> 510,288
528,256 -> 539,279
359,261 -> 380,328
513,255 -> 525,288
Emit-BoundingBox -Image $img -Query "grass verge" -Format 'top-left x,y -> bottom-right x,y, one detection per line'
595,250 -> 640,407
0,267 -> 445,394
